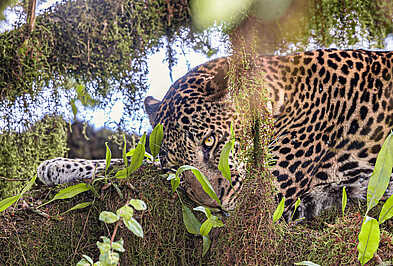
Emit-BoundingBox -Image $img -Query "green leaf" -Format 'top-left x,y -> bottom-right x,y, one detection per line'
182,204 -> 201,235
167,173 -> 180,192
218,122 -> 235,183
367,131 -> 393,212
38,183 -> 91,208
273,196 -> 285,223
77,255 -> 94,266
99,250 -> 119,266
193,206 -> 211,218
200,219 -> 213,236
111,238 -> 125,252
122,136 -> 128,168
166,173 -> 176,180
0,195 -> 21,212
58,202 -> 93,216
76,258 -> 92,266
294,262 -> 321,266
99,211 -> 119,224
82,255 -> 94,264
379,194 -> 393,224
129,133 -> 146,173
125,149 -> 153,161
21,174 -> 37,195
100,236 -> 111,244
70,99 -> 78,118
149,123 -> 163,159
291,198 -> 301,221
124,217 -> 144,238
105,142 -> 112,175
341,186 -> 347,216
202,236 -> 211,257
97,241 -> 111,254
129,199 -> 147,211
115,168 -> 128,179
357,216 -> 380,266
209,215 -> 224,227
116,205 -> 134,220
176,165 -> 221,207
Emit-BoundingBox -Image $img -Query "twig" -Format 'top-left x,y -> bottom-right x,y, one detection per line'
110,220 -> 121,245
23,201 -> 63,221
0,176 -> 26,182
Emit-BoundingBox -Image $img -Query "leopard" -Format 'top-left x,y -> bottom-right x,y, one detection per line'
38,48 -> 393,222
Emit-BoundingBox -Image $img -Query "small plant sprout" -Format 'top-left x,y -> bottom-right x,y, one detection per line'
78,199 -> 147,266
357,131 -> 393,265
0,174 -> 37,213
104,142 -> 112,177
194,206 -> 224,256
116,133 -> 146,179
124,124 -> 163,163
149,123 -> 164,160
290,198 -> 303,223
218,122 -> 235,184
168,166 -> 224,257
175,165 -> 222,208
37,183 -> 92,209
273,196 -> 285,223
342,186 -> 347,216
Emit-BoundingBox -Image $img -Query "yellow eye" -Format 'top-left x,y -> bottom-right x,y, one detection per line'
204,136 -> 215,147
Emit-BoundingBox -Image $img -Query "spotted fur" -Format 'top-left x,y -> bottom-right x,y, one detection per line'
38,49 -> 393,221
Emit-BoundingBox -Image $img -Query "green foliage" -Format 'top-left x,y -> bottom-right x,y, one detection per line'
0,115 -> 67,198
366,132 -> 393,213
291,198 -> 302,222
0,194 -> 20,212
218,122 -> 235,183
175,165 -> 222,207
0,0 -> 217,133
58,202 -> 93,216
75,139 -> 148,266
379,195 -> 393,224
342,186 -> 347,216
272,196 -> 285,223
149,123 -> 163,160
357,131 -> 393,265
306,0 -> 393,49
79,199 -> 147,265
182,204 -> 201,235
357,217 -> 380,265
0,174 -> 36,212
166,131 -> 228,257
38,183 -> 92,208
104,142 -> 112,177
116,133 -> 146,178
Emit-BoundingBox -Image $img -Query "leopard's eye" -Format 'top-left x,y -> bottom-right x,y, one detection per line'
204,136 -> 215,147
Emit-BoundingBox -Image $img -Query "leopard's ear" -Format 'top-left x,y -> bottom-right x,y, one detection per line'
206,61 -> 229,101
144,96 -> 161,126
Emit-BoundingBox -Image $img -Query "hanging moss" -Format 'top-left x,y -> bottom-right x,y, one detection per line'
223,0 -> 393,54
0,0 -> 194,106
0,116 -> 68,198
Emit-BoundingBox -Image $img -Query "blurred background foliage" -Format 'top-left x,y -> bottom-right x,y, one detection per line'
0,0 -> 392,195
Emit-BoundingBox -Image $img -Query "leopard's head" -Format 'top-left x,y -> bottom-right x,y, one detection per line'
144,58 -> 244,211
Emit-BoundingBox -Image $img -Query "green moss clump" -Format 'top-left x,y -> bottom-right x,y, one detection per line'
0,165 -> 206,265
0,116 -> 68,198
